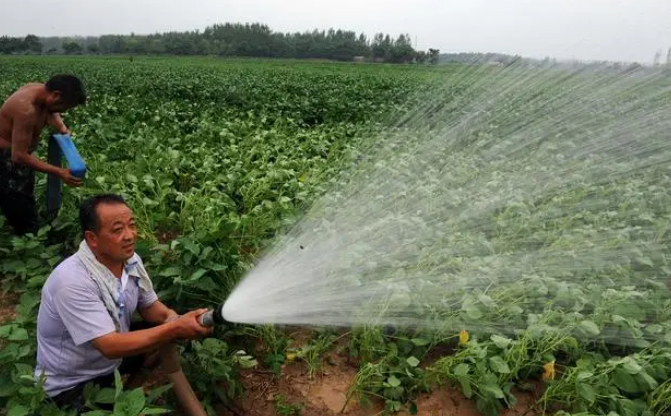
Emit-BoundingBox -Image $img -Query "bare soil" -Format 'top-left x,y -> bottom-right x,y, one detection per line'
218,330 -> 542,416
221,362 -> 542,416
0,290 -> 18,324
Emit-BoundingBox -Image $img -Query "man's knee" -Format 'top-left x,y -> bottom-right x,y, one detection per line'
158,342 -> 182,374
0,190 -> 38,235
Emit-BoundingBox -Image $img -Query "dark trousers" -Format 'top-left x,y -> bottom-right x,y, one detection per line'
0,148 -> 38,236
49,322 -> 163,414
50,353 -> 146,413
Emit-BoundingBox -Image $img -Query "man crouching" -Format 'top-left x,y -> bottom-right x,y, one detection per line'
35,194 -> 211,415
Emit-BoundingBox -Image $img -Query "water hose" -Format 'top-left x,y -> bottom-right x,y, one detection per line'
198,304 -> 227,327
46,134 -> 87,218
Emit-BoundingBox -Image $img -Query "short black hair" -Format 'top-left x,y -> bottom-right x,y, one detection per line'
79,194 -> 128,235
45,74 -> 86,106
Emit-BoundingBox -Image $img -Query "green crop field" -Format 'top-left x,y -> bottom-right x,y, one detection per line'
2,56 -> 671,416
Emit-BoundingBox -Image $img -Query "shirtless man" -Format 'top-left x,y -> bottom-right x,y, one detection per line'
0,74 -> 86,235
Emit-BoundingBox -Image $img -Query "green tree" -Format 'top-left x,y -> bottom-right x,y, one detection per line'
36,22 -> 425,63
428,48 -> 440,65
23,35 -> 42,54
0,36 -> 24,54
62,41 -> 83,54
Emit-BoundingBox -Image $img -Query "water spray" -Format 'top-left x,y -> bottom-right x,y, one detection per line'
217,61 -> 671,347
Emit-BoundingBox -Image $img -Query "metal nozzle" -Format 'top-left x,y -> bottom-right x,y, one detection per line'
198,304 -> 227,327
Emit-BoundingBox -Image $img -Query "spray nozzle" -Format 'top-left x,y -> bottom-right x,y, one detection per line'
198,304 -> 227,327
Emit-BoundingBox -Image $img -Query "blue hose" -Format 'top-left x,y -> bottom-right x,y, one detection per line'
46,134 -> 87,218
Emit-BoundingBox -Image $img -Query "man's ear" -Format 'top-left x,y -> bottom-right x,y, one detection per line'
84,230 -> 98,250
47,90 -> 60,105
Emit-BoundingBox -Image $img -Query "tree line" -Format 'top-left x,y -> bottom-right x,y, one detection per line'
1,23 -> 441,64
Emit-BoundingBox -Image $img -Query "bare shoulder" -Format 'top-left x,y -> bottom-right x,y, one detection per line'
0,89 -> 39,121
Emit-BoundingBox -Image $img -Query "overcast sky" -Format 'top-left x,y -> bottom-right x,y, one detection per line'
2,0 -> 670,63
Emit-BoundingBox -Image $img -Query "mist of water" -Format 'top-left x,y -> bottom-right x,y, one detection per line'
223,59 -> 671,345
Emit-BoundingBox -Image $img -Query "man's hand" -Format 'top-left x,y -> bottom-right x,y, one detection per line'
49,113 -> 71,135
169,309 -> 213,340
59,168 -> 83,187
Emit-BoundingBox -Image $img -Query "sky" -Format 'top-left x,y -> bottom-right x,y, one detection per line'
1,0 -> 670,63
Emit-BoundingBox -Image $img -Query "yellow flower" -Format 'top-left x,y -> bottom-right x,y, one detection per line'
459,330 -> 469,346
542,361 -> 556,381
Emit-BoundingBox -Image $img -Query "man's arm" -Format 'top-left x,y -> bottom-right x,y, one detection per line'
139,300 -> 179,324
11,113 -> 63,176
47,112 -> 70,134
91,309 -> 211,360
11,112 -> 82,187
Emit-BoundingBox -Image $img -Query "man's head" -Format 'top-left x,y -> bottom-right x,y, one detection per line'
44,74 -> 86,113
79,194 -> 137,264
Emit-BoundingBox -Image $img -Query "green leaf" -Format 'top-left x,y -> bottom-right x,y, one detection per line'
0,376 -> 18,397
464,304 -> 483,320
406,356 -> 420,367
14,363 -> 33,377
578,320 -> 600,336
95,387 -> 117,404
481,382 -> 505,399
199,246 -> 213,260
0,325 -> 13,338
187,277 -> 217,291
159,267 -> 181,277
576,371 -> 594,381
114,370 -> 123,399
387,375 -> 401,388
508,305 -> 524,315
637,256 -> 653,267
8,327 -> 29,341
189,268 -> 208,281
490,335 -> 512,349
636,372 -> 658,391
410,338 -> 429,347
210,263 -> 228,271
453,363 -> 470,376
146,383 -> 173,404
489,356 -> 511,374
140,408 -> 172,415
457,376 -> 473,398
183,240 -> 201,256
577,383 -> 596,404
7,405 -> 29,416
612,369 -> 640,393
478,294 -> 494,307
622,359 -> 642,375
26,258 -> 41,269
114,388 -> 146,416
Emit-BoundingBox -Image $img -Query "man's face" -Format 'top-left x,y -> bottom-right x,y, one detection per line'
87,203 -> 137,263
45,92 -> 75,113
